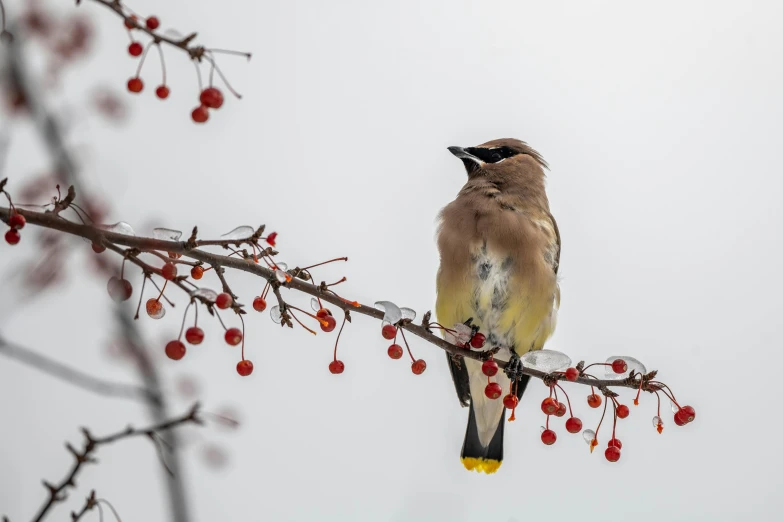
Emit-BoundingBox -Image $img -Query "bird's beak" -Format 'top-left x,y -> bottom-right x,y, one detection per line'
448,146 -> 483,174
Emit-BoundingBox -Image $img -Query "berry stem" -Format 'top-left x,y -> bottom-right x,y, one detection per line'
194,300 -> 199,326
204,52 -> 243,98
399,327 -> 415,363
333,314 -> 347,362
214,309 -> 228,331
177,301 -> 193,340
120,258 -> 126,280
239,314 -> 246,360
133,275 -> 148,320
555,383 -> 574,416
594,396 -> 609,440
325,277 -> 347,287
192,61 -> 203,92
287,309 -> 317,335
301,257 -> 348,270
155,43 -> 167,85
134,42 -> 154,78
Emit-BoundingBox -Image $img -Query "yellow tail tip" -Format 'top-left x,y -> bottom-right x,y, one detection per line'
461,457 -> 501,474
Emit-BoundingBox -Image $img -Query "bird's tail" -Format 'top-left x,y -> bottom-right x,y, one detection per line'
460,374 -> 531,474
460,400 -> 506,474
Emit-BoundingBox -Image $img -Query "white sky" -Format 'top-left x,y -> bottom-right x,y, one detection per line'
1,0 -> 782,521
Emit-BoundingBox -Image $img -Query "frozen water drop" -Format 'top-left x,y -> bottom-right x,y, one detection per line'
107,276 -> 132,302
275,270 -> 288,283
671,401 -> 680,413
374,301 -> 402,324
311,297 -> 320,312
652,416 -> 662,428
101,221 -> 135,236
152,227 -> 182,241
604,356 -> 647,380
582,429 -> 596,445
447,323 -> 473,345
520,349 -> 571,373
220,226 -> 254,240
400,307 -> 416,321
270,306 -> 282,324
146,299 -> 166,319
191,288 -> 218,301
273,262 -> 288,271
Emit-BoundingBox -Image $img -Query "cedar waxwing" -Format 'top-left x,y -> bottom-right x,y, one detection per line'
435,138 -> 561,474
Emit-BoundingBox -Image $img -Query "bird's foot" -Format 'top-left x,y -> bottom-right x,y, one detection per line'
504,353 -> 524,382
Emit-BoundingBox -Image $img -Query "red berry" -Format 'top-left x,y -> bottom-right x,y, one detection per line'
316,308 -> 332,319
673,414 -> 686,426
146,298 -> 164,319
162,262 -> 177,280
128,41 -> 143,56
608,438 -> 622,449
587,393 -> 602,408
541,429 -> 557,445
503,394 -> 519,409
215,292 -> 232,309
541,397 -> 559,415
481,359 -> 499,377
320,315 -> 337,333
236,360 -> 254,376
611,359 -> 628,374
252,297 -> 267,312
165,340 -> 186,360
411,359 -> 427,375
199,87 -> 224,109
329,360 -> 344,374
145,16 -> 160,30
266,231 -> 277,246
91,242 -> 106,253
484,382 -> 503,399
224,327 -> 242,346
381,324 -> 397,339
387,344 -> 403,359
190,266 -> 204,280
124,15 -> 138,29
565,417 -> 583,433
8,213 -> 25,229
605,445 -> 621,462
677,405 -> 696,424
617,404 -> 630,419
554,402 -> 567,417
5,229 -> 20,245
155,85 -> 170,99
470,332 -> 486,349
107,276 -> 133,302
185,326 -> 204,345
191,105 -> 209,123
565,367 -> 579,381
127,77 -> 143,93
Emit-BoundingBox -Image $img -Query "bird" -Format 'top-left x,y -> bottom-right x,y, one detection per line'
435,138 -> 560,474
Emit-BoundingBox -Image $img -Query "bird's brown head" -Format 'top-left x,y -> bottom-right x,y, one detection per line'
447,138 -> 548,180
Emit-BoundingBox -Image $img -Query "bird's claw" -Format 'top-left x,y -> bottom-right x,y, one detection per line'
504,353 -> 524,382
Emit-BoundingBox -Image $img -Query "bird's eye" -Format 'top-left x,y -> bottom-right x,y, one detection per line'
491,152 -> 502,162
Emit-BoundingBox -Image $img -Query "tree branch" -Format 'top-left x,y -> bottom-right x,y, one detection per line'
0,204 -> 658,392
0,335 -> 147,402
29,403 -> 201,522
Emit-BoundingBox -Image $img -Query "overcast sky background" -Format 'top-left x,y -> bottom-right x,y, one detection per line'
1,0 -> 782,521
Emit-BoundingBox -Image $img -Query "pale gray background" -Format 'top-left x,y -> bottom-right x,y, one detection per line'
1,0 -> 781,521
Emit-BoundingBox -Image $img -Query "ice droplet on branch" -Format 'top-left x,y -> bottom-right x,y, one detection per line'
582,429 -> 596,445
191,288 -> 218,301
400,307 -> 416,321
374,301 -> 402,324
520,349 -> 571,373
604,355 -> 647,379
310,298 -> 320,312
270,306 -> 282,324
101,222 -> 135,236
220,226 -> 254,240
152,227 -> 183,241
447,323 -> 473,346
273,262 -> 288,271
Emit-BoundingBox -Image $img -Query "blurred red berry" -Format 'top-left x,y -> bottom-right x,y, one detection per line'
320,315 -> 337,332
587,393 -> 602,408
215,292 -> 232,309
124,15 -> 138,29
481,359 -> 498,377
387,344 -> 403,359
554,402 -> 567,417
565,417 -> 583,433
185,327 -> 204,345
484,382 -> 502,399
200,87 -> 224,109
381,324 -> 397,339
165,340 -> 186,360
541,397 -> 559,415
8,214 -> 25,229
607,438 -> 622,449
470,332 -> 486,349
617,404 -> 630,419
5,229 -> 20,245
541,429 -> 557,445
127,77 -> 143,93
329,360 -> 344,374
155,85 -> 170,99
503,394 -> 519,409
605,445 -> 621,462
146,16 -> 160,30
411,359 -> 427,375
224,327 -> 242,346
191,266 -> 204,279
253,297 -> 267,312
128,42 -> 143,56
191,105 -> 209,123
236,360 -> 254,376
611,359 -> 628,373
162,262 -> 177,280
565,367 -> 579,381
91,243 -> 106,254
266,232 -> 278,246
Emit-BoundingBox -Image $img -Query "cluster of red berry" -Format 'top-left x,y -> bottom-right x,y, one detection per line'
381,323 -> 426,375
121,13 -> 228,123
3,211 -> 25,245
